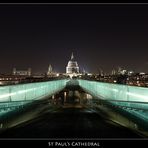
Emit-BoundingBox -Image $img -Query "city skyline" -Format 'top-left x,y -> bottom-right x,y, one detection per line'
0,4 -> 148,73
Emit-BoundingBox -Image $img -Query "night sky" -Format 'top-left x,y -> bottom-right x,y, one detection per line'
0,4 -> 148,74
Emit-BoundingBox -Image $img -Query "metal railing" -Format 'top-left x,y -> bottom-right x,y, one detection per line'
0,79 -> 68,112
78,79 -> 148,121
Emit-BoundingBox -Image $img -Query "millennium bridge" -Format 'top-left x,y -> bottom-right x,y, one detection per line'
0,78 -> 148,138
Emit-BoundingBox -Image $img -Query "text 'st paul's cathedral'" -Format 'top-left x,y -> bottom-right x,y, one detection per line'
66,53 -> 79,75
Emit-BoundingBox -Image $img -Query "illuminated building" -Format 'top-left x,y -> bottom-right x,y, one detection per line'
47,64 -> 53,75
13,68 -> 31,76
66,53 -> 79,74
111,69 -> 116,75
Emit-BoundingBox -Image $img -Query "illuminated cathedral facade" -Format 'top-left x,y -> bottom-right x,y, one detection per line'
66,53 -> 79,74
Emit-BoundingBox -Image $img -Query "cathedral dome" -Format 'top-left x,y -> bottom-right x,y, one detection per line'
66,53 -> 79,74
67,60 -> 78,68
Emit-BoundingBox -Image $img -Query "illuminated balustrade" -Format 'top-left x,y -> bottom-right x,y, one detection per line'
78,80 -> 148,103
0,80 -> 68,103
78,79 -> 148,122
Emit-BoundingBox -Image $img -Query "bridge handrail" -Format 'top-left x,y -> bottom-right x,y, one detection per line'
0,79 -> 68,103
78,79 -> 148,103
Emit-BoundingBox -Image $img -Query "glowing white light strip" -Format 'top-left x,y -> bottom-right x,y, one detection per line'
112,89 -> 119,92
0,92 -> 16,99
17,88 -> 36,94
0,88 -> 36,99
126,92 -> 148,101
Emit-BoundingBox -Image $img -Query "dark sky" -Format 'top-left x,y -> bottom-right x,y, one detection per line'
0,4 -> 148,74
